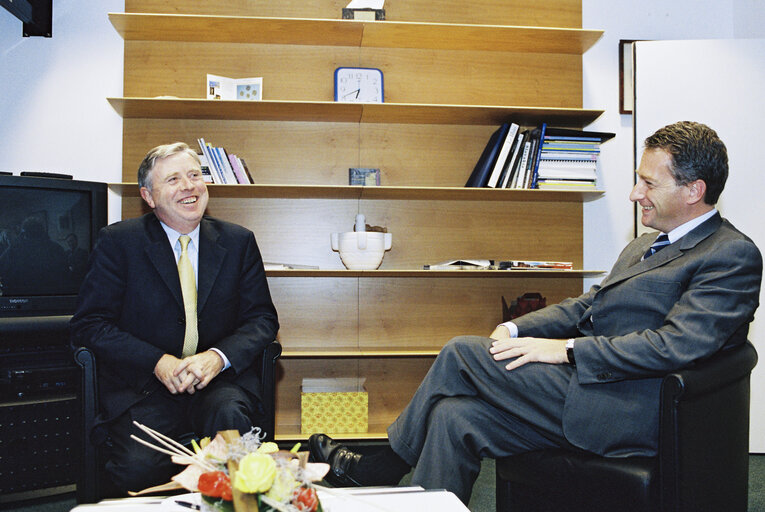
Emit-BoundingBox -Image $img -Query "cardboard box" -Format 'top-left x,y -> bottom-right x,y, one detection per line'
301,378 -> 368,435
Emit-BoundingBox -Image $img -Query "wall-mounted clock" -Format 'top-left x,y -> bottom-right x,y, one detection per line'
334,67 -> 384,103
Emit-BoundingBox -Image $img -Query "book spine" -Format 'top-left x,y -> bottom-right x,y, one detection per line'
216,146 -> 238,184
488,123 -> 518,188
239,158 -> 255,183
207,144 -> 227,184
198,138 -> 223,184
228,153 -> 249,184
530,123 -> 547,189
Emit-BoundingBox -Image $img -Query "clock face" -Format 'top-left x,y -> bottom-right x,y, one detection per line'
334,67 -> 384,103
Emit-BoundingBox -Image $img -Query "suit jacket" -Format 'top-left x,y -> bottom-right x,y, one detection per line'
70,213 -> 279,423
513,212 -> 762,457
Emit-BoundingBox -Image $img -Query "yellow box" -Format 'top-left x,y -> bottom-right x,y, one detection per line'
301,391 -> 368,435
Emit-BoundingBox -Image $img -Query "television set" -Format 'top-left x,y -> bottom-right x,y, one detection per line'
0,174 -> 107,317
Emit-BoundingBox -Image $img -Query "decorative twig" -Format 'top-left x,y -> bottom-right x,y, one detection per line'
133,421 -> 196,457
130,421 -> 218,472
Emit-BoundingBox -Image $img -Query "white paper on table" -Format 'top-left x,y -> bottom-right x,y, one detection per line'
317,487 -> 470,512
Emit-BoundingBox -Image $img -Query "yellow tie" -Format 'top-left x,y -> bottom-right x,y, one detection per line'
178,235 -> 198,357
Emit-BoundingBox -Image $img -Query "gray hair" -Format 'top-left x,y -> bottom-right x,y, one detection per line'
137,142 -> 200,190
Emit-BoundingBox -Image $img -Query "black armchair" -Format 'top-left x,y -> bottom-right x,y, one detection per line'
495,341 -> 757,512
73,341 -> 282,504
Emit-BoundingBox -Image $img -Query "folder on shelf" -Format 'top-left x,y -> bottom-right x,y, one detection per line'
464,124 -> 509,188
487,123 -> 519,188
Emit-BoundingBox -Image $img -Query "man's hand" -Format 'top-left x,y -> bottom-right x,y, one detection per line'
154,353 -> 194,394
489,337 -> 568,370
172,350 -> 225,393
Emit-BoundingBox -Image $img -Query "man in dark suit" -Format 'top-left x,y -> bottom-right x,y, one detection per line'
70,142 -> 279,493
309,121 -> 762,503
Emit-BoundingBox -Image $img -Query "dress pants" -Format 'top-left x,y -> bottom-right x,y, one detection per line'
388,335 -> 577,503
104,377 -> 262,493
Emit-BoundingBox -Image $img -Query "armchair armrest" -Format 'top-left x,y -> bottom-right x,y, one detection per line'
662,342 -> 758,400
73,346 -> 99,503
659,342 -> 757,512
259,340 -> 282,442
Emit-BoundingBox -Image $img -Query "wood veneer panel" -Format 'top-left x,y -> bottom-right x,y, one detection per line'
274,357 -> 434,437
268,277 -> 359,351
121,119 -> 360,185
358,277 -> 582,349
358,199 -> 583,269
210,197 -> 358,268
120,196 -> 583,270
359,123 -> 491,188
123,40 -> 583,107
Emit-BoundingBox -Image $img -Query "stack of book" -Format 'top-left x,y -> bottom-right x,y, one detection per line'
197,138 -> 254,184
535,128 -> 614,190
464,123 -> 614,190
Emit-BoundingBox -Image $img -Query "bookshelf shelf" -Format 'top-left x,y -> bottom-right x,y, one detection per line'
264,269 -> 605,278
108,97 -> 603,127
282,348 -> 442,358
275,428 -> 388,442
109,12 -> 603,54
109,183 -> 604,202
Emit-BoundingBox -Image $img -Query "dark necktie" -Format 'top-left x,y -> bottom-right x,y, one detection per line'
643,233 -> 670,260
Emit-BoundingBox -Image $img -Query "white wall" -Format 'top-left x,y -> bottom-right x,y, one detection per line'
581,0 -> 739,286
0,0 -> 124,223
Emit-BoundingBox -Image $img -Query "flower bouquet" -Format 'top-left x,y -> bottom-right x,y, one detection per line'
131,422 -> 330,512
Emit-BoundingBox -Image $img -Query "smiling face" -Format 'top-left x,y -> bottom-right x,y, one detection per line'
139,151 -> 208,234
630,148 -> 698,233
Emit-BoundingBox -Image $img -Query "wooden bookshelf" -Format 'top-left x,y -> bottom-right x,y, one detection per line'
114,0 -> 604,440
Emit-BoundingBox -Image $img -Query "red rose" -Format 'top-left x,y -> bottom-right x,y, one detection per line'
198,471 -> 232,501
292,486 -> 319,512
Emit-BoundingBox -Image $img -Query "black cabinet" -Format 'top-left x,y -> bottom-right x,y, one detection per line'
0,316 -> 79,502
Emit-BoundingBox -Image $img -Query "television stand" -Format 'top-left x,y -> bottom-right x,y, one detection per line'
0,315 -> 80,503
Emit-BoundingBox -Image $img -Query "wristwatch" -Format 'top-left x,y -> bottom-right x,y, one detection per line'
566,339 -> 576,366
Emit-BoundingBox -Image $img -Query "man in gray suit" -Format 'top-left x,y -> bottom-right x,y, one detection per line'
309,121 -> 763,503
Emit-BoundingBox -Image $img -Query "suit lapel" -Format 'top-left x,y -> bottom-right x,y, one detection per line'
143,214 -> 184,309
599,212 -> 722,290
198,218 -> 227,313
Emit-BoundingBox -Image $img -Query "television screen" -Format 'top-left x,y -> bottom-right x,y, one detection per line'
0,175 -> 107,317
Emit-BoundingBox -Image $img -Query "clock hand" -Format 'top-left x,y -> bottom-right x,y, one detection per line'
343,89 -> 360,99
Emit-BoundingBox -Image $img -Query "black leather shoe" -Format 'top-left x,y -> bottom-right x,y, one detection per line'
308,433 -> 364,487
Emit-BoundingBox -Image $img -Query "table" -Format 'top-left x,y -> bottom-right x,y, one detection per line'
70,486 -> 471,512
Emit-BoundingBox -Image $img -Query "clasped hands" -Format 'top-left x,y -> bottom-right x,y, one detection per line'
154,351 -> 224,394
489,325 -> 568,370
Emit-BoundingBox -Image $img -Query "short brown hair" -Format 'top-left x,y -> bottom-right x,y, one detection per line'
644,121 -> 728,205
